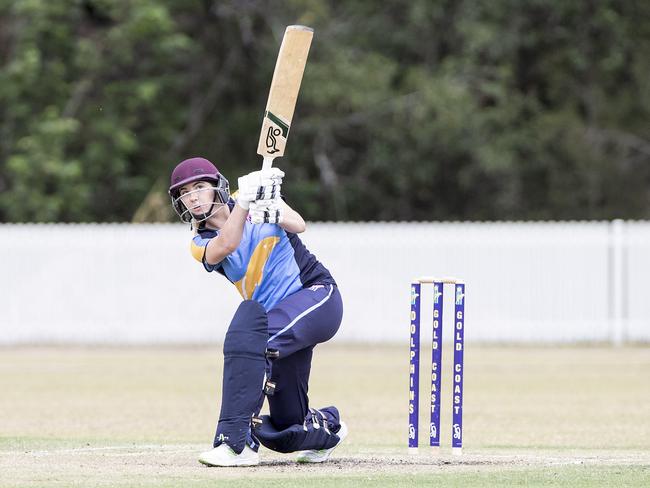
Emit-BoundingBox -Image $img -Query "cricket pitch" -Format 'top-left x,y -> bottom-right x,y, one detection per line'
1,344 -> 649,487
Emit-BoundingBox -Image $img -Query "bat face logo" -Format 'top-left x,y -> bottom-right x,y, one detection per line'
260,111 -> 290,157
265,126 -> 282,154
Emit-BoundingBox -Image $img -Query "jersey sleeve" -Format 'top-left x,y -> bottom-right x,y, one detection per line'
191,234 -> 220,272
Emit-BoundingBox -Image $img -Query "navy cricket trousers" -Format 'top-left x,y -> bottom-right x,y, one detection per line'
265,284 -> 343,429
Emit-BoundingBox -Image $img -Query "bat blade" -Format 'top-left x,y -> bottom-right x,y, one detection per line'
257,25 -> 313,169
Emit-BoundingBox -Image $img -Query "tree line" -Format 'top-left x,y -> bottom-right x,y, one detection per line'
1,0 -> 649,223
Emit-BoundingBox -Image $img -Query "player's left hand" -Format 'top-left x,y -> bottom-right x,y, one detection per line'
249,199 -> 282,224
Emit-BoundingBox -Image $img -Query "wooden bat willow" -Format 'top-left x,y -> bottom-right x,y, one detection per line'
257,25 -> 314,170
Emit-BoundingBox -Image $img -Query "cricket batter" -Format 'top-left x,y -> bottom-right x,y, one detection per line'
168,157 -> 347,467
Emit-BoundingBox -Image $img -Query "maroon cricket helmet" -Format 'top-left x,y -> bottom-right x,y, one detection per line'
168,157 -> 230,222
169,157 -> 222,194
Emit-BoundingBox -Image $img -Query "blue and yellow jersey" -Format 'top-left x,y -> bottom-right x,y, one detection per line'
190,220 -> 335,311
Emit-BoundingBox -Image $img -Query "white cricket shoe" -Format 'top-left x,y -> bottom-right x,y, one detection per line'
296,421 -> 348,463
198,443 -> 260,467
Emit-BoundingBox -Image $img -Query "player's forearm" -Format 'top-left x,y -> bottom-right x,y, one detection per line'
279,203 -> 306,233
205,205 -> 248,263
280,215 -> 306,233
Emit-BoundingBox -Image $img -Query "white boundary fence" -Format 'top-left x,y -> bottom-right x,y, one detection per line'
1,221 -> 648,344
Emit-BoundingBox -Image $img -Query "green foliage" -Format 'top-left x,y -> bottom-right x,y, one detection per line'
1,0 -> 649,222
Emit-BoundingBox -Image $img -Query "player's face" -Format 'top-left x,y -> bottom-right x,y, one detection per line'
178,181 -> 217,215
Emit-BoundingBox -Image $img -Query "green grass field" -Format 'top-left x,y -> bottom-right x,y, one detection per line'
1,344 -> 649,487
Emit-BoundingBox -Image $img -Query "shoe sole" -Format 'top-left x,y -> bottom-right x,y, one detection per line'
199,457 -> 260,467
296,453 -> 328,464
296,421 -> 348,463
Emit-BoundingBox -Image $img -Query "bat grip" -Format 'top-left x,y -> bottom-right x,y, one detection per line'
262,157 -> 275,170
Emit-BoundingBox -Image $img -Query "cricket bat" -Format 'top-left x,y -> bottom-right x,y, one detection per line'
257,25 -> 313,170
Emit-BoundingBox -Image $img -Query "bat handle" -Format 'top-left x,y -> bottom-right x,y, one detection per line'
262,157 -> 275,170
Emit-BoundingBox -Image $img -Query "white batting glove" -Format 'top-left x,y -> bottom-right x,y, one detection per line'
237,168 -> 284,206
236,171 -> 261,210
259,167 -> 285,184
249,199 -> 282,224
249,181 -> 283,201
256,168 -> 283,201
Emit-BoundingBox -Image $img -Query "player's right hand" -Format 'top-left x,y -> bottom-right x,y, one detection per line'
249,199 -> 282,224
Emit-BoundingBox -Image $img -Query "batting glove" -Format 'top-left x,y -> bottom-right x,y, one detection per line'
236,171 -> 262,210
249,199 -> 282,224
237,168 -> 284,207
259,167 -> 285,184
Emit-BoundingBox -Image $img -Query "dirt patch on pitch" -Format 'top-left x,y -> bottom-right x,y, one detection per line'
258,450 -> 650,474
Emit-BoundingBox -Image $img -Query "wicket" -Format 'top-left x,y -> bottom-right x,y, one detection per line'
409,277 -> 465,455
